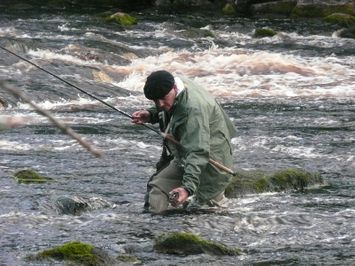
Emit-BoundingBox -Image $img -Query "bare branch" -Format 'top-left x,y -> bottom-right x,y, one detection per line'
1,81 -> 103,158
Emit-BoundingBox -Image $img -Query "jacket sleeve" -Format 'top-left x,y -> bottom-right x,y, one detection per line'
147,106 -> 159,124
175,106 -> 210,195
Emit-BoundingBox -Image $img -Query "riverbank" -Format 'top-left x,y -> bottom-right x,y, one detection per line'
2,0 -> 355,39
2,0 -> 354,17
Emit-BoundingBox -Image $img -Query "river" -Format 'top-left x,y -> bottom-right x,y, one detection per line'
0,9 -> 354,265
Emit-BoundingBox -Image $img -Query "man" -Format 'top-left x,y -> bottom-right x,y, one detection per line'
132,70 -> 237,214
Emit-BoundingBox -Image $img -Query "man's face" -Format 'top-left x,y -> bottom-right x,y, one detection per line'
153,86 -> 176,112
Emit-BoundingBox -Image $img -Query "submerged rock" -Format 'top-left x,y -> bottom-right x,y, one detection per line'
105,12 -> 137,26
27,241 -> 116,266
225,168 -> 323,198
117,254 -> 142,264
54,195 -> 113,215
154,232 -> 241,256
253,27 -> 278,37
178,26 -> 215,38
13,169 -> 53,184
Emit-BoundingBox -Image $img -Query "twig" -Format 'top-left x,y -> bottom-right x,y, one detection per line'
0,81 -> 103,158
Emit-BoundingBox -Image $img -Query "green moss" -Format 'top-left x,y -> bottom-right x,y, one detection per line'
105,12 -> 137,26
222,3 -> 236,16
225,168 -> 323,197
324,13 -> 355,27
117,254 -> 141,264
154,232 -> 241,256
14,169 -> 53,184
254,28 -> 277,38
32,241 -> 100,266
254,177 -> 270,193
291,4 -> 353,18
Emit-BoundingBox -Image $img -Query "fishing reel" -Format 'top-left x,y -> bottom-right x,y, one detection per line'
168,191 -> 179,205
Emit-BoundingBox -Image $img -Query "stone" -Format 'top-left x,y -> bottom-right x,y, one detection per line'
254,27 -> 278,37
324,12 -> 355,26
13,169 -> 53,184
27,241 -> 116,265
225,168 -> 323,197
154,232 -> 242,256
105,12 -> 137,26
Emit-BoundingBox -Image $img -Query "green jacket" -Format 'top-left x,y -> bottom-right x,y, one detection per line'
149,76 -> 237,202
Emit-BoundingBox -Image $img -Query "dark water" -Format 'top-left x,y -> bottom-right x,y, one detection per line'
0,10 -> 354,265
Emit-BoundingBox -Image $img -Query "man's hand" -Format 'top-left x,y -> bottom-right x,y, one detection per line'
169,187 -> 189,207
131,110 -> 150,124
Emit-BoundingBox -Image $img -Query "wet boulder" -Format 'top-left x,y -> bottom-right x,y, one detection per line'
324,12 -> 355,27
13,169 -> 53,184
253,27 -> 278,37
27,241 -> 116,266
222,3 -> 237,16
154,232 -> 241,256
105,12 -> 137,26
117,254 -> 142,264
178,26 -> 215,39
54,195 -> 113,215
225,168 -> 323,198
337,25 -> 355,38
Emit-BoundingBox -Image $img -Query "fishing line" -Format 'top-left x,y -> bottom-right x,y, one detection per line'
1,45 -> 235,174
0,45 -> 161,135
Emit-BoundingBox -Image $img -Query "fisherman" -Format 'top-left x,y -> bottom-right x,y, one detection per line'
132,70 -> 237,214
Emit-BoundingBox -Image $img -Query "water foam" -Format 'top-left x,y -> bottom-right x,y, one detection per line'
109,47 -> 355,99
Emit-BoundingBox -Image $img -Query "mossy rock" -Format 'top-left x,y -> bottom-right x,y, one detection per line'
225,168 -> 323,197
291,4 -> 353,18
14,169 -> 53,184
179,27 -> 215,39
324,13 -> 355,27
254,28 -> 277,38
338,25 -> 355,39
28,241 -> 110,266
105,12 -> 137,26
222,3 -> 236,16
154,232 -> 241,256
117,254 -> 141,264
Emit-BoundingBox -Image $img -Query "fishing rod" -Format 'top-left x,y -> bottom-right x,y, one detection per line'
1,45 -> 236,175
0,45 -> 161,136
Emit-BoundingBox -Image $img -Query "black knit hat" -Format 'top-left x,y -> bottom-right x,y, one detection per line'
143,70 -> 175,100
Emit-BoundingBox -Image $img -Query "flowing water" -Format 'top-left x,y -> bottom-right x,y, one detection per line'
0,9 -> 354,265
